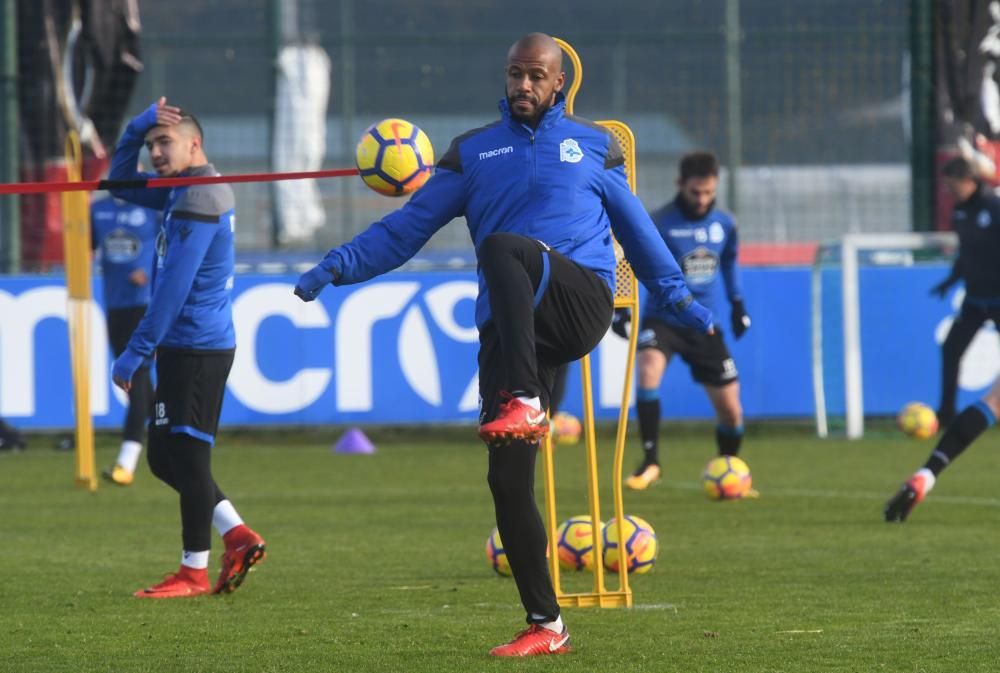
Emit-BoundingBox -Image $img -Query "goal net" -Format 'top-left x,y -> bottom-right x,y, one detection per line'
812,232 -> 958,438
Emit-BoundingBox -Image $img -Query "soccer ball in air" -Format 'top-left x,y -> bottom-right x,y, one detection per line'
897,402 -> 938,440
485,527 -> 511,577
702,455 -> 753,500
355,118 -> 434,196
601,515 -> 658,574
555,515 -> 602,571
552,412 -> 582,445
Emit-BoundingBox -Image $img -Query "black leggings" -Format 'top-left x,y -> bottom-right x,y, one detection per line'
147,432 -> 226,551
478,232 -> 613,622
107,306 -> 153,443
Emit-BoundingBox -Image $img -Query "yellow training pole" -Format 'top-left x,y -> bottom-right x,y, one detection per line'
542,38 -> 639,609
62,131 -> 96,491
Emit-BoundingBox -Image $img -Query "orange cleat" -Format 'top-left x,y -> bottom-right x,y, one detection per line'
884,473 -> 929,523
479,393 -> 549,444
134,567 -> 210,598
489,625 -> 572,657
213,525 -> 266,594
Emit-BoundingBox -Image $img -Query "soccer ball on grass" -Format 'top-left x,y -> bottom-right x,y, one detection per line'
701,455 -> 753,500
485,527 -> 511,577
601,515 -> 658,574
897,402 -> 938,440
555,515 -> 602,571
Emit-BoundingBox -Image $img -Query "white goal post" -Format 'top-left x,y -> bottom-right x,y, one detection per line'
812,232 -> 958,439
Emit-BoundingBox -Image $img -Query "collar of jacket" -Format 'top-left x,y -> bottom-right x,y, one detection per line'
498,92 -> 567,135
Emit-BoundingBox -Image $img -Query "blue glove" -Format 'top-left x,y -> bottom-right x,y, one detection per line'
667,294 -> 714,333
730,299 -> 751,339
129,102 -> 160,134
294,264 -> 337,302
112,348 -> 146,391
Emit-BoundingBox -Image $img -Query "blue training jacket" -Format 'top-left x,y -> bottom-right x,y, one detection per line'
91,196 -> 159,310
318,94 -> 709,330
107,103 -> 237,355
645,196 -> 741,323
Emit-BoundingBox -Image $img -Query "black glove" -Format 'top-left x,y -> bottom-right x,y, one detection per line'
930,277 -> 956,300
611,307 -> 631,339
730,299 -> 751,339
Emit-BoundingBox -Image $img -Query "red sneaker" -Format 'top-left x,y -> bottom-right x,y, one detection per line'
489,625 -> 572,657
213,525 -> 266,594
479,393 -> 549,444
134,566 -> 210,598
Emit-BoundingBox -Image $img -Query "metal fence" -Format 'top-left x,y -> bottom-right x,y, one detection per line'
5,0 -> 914,261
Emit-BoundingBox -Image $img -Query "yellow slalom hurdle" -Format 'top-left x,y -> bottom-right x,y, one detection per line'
542,39 -> 641,608
62,131 -> 97,491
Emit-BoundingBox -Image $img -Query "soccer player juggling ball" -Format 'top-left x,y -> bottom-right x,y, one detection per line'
295,33 -> 711,656
109,97 -> 266,598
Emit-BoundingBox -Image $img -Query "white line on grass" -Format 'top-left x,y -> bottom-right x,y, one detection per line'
664,481 -> 1000,507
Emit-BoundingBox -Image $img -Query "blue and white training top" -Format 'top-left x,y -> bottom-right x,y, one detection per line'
644,195 -> 741,324
107,103 -> 237,354
316,93 -> 710,331
91,196 -> 159,310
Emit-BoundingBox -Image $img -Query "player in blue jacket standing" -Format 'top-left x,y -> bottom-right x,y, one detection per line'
91,192 -> 158,485
109,97 -> 265,599
295,33 -> 712,656
612,152 -> 751,491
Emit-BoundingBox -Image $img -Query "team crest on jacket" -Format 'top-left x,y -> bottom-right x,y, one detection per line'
559,138 -> 584,163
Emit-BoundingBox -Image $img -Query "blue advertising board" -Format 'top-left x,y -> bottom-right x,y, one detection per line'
0,265 -> 994,429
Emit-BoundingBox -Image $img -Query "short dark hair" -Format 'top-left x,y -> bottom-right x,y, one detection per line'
941,155 -> 976,180
678,151 -> 719,182
177,110 -> 204,141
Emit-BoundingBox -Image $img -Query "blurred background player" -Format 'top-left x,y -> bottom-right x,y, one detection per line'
885,374 -> 999,522
91,185 -> 159,485
931,156 -> 1000,428
109,97 -> 265,598
613,151 -> 750,491
294,33 -> 711,656
0,417 -> 27,452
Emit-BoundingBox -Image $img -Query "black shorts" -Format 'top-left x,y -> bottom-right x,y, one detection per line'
636,317 -> 738,386
151,347 -> 235,446
478,242 -> 613,424
106,305 -> 148,357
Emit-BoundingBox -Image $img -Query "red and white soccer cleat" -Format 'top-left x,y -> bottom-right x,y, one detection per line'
479,393 -> 549,444
489,625 -> 572,657
884,473 -> 929,523
213,525 -> 266,594
134,567 -> 210,598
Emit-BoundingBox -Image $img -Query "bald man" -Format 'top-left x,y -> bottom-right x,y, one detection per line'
297,33 -> 711,656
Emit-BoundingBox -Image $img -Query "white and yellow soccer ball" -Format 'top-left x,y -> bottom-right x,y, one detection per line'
897,402 -> 939,440
601,515 -> 658,574
355,118 -> 434,196
552,412 -> 582,445
485,527 -> 511,577
555,515 -> 602,571
701,455 -> 753,500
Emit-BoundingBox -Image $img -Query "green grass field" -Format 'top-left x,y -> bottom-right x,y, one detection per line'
3,423 -> 1000,672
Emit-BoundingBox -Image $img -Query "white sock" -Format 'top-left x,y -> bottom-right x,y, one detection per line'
516,396 -> 542,411
531,614 -> 564,633
181,550 -> 209,570
915,468 -> 936,494
116,440 -> 143,473
212,500 -> 244,537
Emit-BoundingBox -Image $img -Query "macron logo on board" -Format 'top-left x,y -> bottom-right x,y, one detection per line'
479,146 -> 513,161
